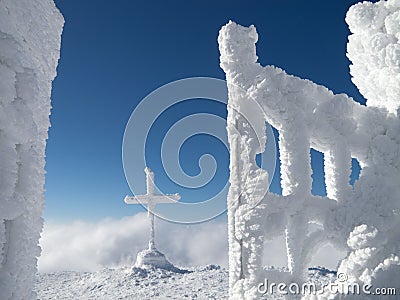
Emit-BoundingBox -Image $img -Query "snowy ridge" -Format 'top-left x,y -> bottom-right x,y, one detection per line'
219,0 -> 400,299
0,0 -> 63,299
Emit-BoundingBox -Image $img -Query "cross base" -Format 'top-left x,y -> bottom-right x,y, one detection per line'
134,248 -> 187,273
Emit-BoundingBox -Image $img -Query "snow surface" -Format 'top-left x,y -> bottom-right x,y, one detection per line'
36,265 -> 228,300
0,0 -> 63,299
219,0 -> 400,298
35,265 -> 336,300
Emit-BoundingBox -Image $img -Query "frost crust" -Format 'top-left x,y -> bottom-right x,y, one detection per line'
0,1 -> 63,299
219,1 -> 400,298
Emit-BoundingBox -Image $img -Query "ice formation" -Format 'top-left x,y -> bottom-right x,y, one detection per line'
124,168 -> 183,272
0,0 -> 63,299
218,0 -> 400,298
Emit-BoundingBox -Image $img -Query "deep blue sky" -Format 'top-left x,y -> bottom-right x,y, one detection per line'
46,0 -> 367,222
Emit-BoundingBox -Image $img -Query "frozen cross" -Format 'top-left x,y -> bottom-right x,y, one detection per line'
124,167 -> 181,251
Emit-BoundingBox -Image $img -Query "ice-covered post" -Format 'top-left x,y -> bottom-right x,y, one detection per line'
124,167 -> 181,251
0,0 -> 63,298
219,0 -> 400,297
219,22 -> 271,298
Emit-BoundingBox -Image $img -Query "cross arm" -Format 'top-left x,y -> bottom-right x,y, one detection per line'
124,194 -> 181,205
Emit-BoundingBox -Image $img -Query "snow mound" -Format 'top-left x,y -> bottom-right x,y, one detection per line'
134,248 -> 190,274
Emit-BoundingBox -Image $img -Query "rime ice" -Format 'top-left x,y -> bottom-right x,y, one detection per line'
0,0 -> 63,299
124,168 -> 182,272
218,0 -> 400,299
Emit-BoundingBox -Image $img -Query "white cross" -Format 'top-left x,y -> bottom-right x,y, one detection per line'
124,167 -> 181,251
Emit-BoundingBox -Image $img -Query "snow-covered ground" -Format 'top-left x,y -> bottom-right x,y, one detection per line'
35,266 -> 336,299
35,265 -> 228,300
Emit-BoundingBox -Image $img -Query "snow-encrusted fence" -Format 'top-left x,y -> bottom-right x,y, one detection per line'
0,1 -> 63,299
219,1 -> 400,299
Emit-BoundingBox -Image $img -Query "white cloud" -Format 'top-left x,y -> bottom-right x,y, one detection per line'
262,235 -> 346,270
38,213 -> 345,273
38,213 -> 228,273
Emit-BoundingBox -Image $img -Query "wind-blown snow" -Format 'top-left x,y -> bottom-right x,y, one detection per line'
0,0 -> 63,299
219,0 -> 400,299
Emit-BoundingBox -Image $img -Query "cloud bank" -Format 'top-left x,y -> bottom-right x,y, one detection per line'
38,213 -> 344,273
38,213 -> 228,273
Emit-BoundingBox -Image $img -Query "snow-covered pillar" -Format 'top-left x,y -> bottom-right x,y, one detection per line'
324,145 -> 352,202
279,122 -> 312,282
219,22 -> 268,299
0,1 -> 63,299
279,125 -> 312,197
226,115 -> 245,296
